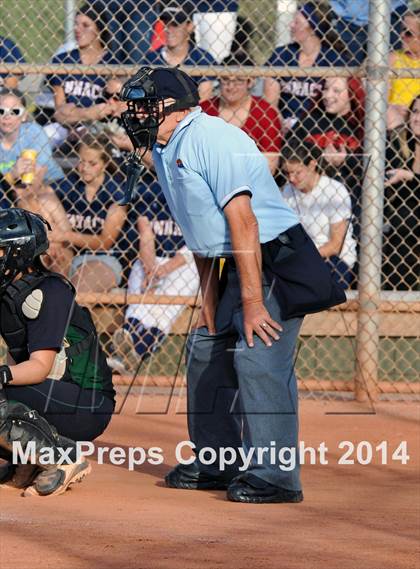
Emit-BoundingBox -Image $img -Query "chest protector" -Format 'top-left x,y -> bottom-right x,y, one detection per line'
0,271 -> 114,397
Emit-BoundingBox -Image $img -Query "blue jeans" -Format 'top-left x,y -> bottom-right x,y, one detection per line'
186,264 -> 303,490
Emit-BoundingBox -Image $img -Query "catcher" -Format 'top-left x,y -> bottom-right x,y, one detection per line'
0,208 -> 115,496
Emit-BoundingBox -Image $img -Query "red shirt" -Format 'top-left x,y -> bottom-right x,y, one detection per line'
200,96 -> 282,154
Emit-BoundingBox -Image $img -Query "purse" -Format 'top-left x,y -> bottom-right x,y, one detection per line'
261,224 -> 347,320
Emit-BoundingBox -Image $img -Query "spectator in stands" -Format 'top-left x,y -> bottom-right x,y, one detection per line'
281,140 -> 357,288
90,76 -> 129,141
0,35 -> 25,89
387,100 -> 407,132
388,9 -> 420,125
109,0 -> 239,65
110,170 -> 199,374
0,88 -> 64,209
46,1 -> 120,147
264,2 -> 352,132
201,53 -> 282,174
330,0 -> 408,65
288,76 -> 365,231
383,94 -> 420,290
143,1 -> 217,101
48,134 -> 128,291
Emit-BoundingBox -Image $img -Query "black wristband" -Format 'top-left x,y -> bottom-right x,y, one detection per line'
0,365 -> 13,386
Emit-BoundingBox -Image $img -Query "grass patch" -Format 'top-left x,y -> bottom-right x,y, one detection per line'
0,0 -> 66,63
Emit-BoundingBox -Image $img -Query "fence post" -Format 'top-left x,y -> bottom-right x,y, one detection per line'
354,0 -> 391,402
64,0 -> 76,45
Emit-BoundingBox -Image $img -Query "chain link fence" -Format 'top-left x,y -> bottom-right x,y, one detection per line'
0,0 -> 419,400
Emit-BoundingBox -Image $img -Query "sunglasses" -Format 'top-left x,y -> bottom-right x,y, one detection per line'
0,107 -> 25,118
102,91 -> 120,101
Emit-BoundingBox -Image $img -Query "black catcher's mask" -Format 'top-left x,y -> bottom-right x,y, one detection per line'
118,66 -> 199,204
120,66 -> 199,152
0,208 -> 50,295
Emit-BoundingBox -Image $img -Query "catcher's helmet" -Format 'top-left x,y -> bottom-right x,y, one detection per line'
0,208 -> 50,294
120,66 -> 199,152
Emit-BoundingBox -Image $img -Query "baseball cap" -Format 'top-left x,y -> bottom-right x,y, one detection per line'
121,66 -> 199,110
150,68 -> 199,106
159,1 -> 195,24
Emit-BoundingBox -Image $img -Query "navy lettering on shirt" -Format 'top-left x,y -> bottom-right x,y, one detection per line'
67,212 -> 104,234
135,172 -> 185,257
48,49 -> 119,108
52,171 -> 125,250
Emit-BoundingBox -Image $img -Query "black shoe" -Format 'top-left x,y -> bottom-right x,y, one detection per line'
227,473 -> 303,504
165,463 -> 235,490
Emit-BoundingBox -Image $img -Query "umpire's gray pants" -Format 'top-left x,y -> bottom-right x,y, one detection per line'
186,264 -> 303,491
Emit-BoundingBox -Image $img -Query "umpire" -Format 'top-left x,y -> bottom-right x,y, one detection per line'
120,67 -> 345,503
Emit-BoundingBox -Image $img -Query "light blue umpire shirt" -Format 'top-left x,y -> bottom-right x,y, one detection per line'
152,107 -> 299,257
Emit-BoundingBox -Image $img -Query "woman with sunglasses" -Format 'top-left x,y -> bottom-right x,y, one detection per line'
0,88 -> 64,208
201,53 -> 281,174
388,10 -> 420,123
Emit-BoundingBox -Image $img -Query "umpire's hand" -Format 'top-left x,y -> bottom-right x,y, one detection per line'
242,300 -> 282,348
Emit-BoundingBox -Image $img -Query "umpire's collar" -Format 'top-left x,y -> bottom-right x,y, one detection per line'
168,106 -> 202,144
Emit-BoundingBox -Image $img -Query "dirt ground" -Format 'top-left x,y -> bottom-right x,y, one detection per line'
1,391 -> 419,569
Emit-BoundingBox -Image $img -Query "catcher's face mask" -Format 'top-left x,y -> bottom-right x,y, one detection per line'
120,68 -> 163,152
119,67 -> 199,204
120,66 -> 199,152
